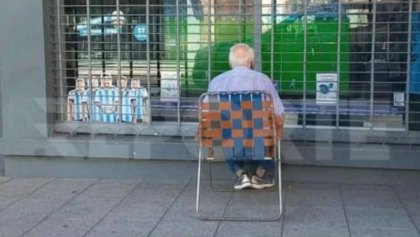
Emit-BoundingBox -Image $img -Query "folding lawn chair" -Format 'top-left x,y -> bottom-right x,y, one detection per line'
196,90 -> 283,221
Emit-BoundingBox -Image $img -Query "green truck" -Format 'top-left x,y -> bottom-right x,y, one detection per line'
189,7 -> 350,98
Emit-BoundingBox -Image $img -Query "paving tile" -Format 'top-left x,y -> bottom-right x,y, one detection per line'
0,197 -> 18,211
191,179 -> 237,197
106,198 -> 172,220
163,181 -> 230,221
397,190 -> 420,209
404,206 -> 420,228
139,179 -> 190,188
341,184 -> 393,191
283,205 -> 347,229
148,219 -> 219,237
85,219 -> 158,237
0,178 -> 51,198
341,186 -> 402,208
346,207 -> 416,230
3,197 -> 65,216
223,191 -> 282,220
52,199 -> 119,220
282,225 -> 350,237
283,166 -> 387,185
30,178 -> 96,200
216,221 -> 282,237
165,193 -> 228,221
382,171 -> 420,191
120,181 -> 189,220
385,188 -> 420,230
195,181 -> 280,220
281,204 -> 349,237
126,187 -> 183,202
0,177 -> 11,183
75,179 -> 138,201
0,215 -> 46,237
0,198 -> 63,237
126,179 -> 189,201
23,217 -> 98,237
350,227 -> 420,237
335,169 -> 388,185
285,183 -> 341,207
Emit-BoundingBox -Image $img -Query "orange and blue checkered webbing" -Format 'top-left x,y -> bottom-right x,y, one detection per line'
198,91 -> 276,160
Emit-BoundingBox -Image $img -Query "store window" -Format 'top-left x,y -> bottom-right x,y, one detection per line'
49,0 -> 417,138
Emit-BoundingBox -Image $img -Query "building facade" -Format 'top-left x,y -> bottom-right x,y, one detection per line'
1,0 -> 420,177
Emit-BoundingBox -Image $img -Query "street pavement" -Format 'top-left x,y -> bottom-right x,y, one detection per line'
0,165 -> 419,237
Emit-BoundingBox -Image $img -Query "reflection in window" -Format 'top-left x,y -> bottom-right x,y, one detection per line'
66,73 -> 150,125
67,78 -> 87,122
94,74 -> 119,123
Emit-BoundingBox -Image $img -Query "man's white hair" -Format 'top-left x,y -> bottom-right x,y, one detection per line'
229,43 -> 254,68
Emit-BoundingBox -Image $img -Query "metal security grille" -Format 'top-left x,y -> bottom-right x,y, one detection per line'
48,0 -> 420,136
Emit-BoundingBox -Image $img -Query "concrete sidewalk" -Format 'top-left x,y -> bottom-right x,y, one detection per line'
0,154 -> 4,176
0,165 -> 419,237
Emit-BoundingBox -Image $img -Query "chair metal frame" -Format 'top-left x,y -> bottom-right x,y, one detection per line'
195,90 -> 283,221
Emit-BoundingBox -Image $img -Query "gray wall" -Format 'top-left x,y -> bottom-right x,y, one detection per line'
0,0 -> 48,140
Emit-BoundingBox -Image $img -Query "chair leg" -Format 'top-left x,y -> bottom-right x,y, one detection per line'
196,154 -> 283,221
196,148 -> 204,219
277,140 -> 283,218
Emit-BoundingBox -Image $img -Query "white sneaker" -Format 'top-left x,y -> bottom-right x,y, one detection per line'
251,174 -> 275,189
233,174 -> 252,190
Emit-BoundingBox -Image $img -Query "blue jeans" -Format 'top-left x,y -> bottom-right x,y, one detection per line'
226,158 -> 274,175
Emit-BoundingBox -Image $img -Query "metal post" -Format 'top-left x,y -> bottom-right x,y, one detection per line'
87,0 -> 93,124
336,0 -> 342,128
128,0 -> 133,79
405,0 -> 413,132
56,0 -> 65,122
176,0 -> 181,126
146,0 -> 151,122
116,0 -> 122,124
239,0 -> 243,40
254,0 -> 262,72
101,0 -> 105,73
270,0 -> 276,81
303,0 -> 308,129
369,0 -> 378,131
207,0 -> 212,83
129,0 -> 133,79
73,7 -> 79,79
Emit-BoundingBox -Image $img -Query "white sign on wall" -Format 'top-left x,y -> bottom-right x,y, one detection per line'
393,92 -> 405,107
316,73 -> 338,105
160,71 -> 179,102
